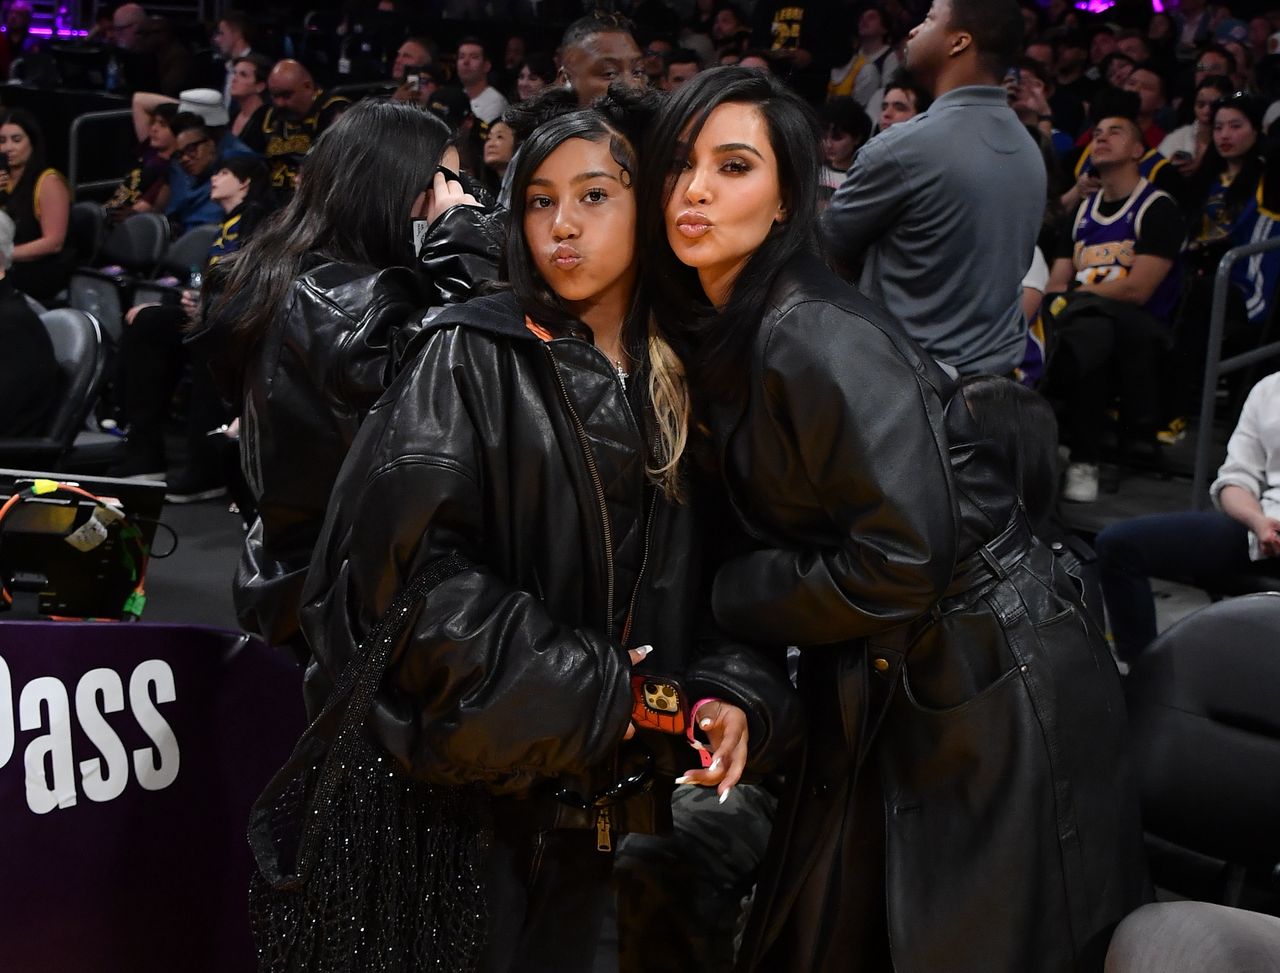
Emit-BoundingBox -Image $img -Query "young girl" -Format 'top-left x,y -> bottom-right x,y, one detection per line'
639,67 -> 1146,973
298,96 -> 799,971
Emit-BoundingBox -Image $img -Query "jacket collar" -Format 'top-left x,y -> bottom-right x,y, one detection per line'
926,85 -> 1010,111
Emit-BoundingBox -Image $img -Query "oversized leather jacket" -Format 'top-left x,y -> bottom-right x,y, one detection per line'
205,204 -> 504,648
707,255 -> 1146,973
299,291 -> 802,838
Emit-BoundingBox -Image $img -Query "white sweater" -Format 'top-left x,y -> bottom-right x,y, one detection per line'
1210,371 -> 1280,560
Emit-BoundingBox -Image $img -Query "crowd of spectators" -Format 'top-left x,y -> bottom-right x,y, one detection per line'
0,0 -> 1277,663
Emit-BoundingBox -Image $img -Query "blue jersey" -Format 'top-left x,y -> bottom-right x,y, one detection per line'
1071,177 -> 1181,324
1233,178 -> 1280,324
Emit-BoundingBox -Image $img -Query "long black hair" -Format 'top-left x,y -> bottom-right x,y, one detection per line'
636,66 -> 820,404
213,99 -> 451,363
503,85 -> 657,337
1187,92 -> 1267,228
0,108 -> 49,201
503,84 -> 692,498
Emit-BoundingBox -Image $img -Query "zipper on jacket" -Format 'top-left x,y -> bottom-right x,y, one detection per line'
545,345 -> 616,637
596,806 -> 613,852
619,431 -> 662,647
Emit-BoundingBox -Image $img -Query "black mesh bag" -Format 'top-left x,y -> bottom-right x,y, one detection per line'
247,553 -> 491,972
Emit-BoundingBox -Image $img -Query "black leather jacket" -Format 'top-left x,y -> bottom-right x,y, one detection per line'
706,256 -> 1146,973
200,204 -> 504,648
298,291 -> 802,837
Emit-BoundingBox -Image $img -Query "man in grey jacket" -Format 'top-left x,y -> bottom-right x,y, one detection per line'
822,0 -> 1044,377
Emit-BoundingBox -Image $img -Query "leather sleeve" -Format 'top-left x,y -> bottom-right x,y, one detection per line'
300,329 -> 633,793
417,204 -> 504,308
711,307 -> 958,646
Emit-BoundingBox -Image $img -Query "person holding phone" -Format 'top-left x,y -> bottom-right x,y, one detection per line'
0,109 -> 72,302
192,99 -> 504,656
298,91 -> 800,970
638,65 -> 1145,972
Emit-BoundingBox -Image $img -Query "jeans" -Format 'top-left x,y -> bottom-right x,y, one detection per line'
1095,511 -> 1278,662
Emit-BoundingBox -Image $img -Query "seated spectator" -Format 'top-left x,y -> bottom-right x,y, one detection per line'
390,36 -> 433,83
1099,51 -> 1137,93
1052,31 -> 1095,112
480,119 -> 515,196
1123,61 -> 1171,147
662,48 -> 701,91
819,96 -> 871,199
710,2 -> 751,56
1096,370 -> 1280,663
228,53 -> 271,139
1008,57 -> 1074,157
876,68 -> 931,131
641,34 -> 673,85
1194,44 -> 1236,87
241,59 -> 349,199
1171,92 -> 1280,427
828,6 -> 900,111
455,36 -> 508,125
110,155 -> 272,493
391,62 -> 439,109
1042,94 -> 1186,503
212,11 -> 253,107
1158,73 -> 1234,179
165,115 -> 227,233
0,108 -> 72,303
0,211 -> 59,437
512,52 -> 555,103
0,1 -> 33,79
105,96 -> 178,221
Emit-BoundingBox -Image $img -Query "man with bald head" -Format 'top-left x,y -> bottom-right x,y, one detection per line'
557,11 -> 648,105
241,59 -> 349,197
111,2 -> 146,50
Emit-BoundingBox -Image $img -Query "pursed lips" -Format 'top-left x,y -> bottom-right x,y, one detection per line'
675,210 -> 712,238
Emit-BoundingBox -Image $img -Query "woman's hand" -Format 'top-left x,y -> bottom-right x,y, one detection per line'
676,699 -> 749,803
1252,515 -> 1280,559
424,168 -> 479,225
621,644 -> 653,740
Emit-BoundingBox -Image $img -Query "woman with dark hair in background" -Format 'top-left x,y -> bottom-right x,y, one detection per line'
1158,73 -> 1233,178
0,108 -> 71,302
193,99 -> 500,655
513,51 -> 556,102
637,66 -> 1145,973
298,93 -> 799,971
1173,92 -> 1280,423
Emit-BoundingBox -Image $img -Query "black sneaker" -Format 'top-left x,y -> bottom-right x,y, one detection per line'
164,470 -> 227,504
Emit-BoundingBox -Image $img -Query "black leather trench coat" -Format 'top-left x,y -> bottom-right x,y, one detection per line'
298,291 -> 802,838
709,255 -> 1148,973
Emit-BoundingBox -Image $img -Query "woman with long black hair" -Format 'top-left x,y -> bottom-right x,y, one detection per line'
296,93 -> 799,971
1173,92 -> 1280,420
193,98 -> 501,654
0,108 -> 72,302
636,66 -> 1146,973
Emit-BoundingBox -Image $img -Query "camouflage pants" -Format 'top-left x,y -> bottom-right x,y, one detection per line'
614,783 -> 777,973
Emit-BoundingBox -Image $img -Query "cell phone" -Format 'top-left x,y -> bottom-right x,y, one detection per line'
629,674 -> 689,735
0,156 -> 10,175
1171,150 -> 1192,164
406,72 -> 420,91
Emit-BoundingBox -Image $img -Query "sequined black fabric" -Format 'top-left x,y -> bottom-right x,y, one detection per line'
248,554 -> 491,972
